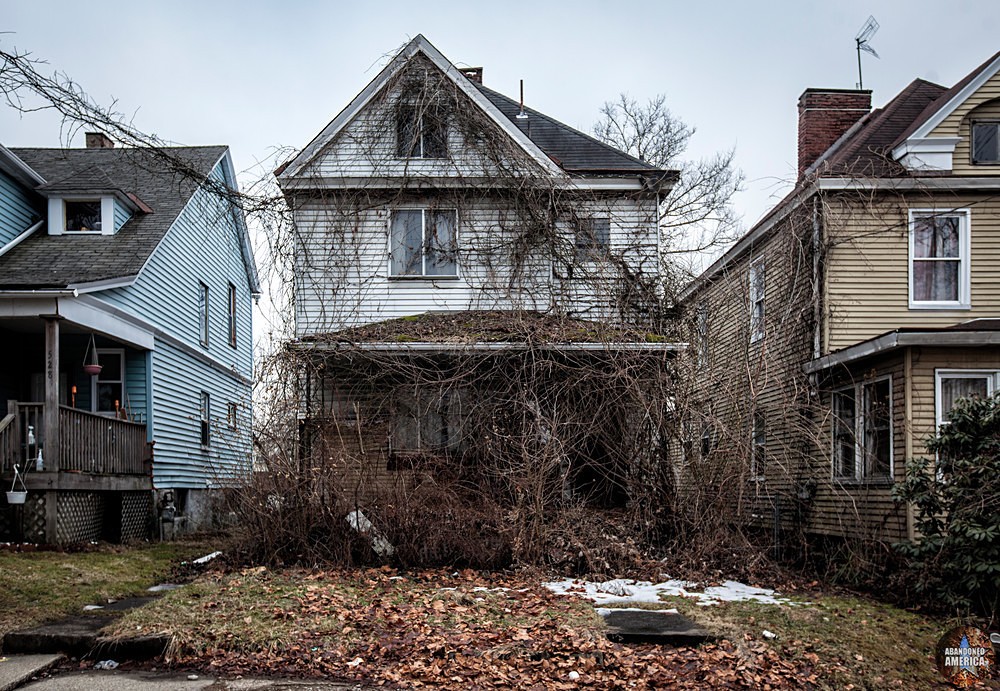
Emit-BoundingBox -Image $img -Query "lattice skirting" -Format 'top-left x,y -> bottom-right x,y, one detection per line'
57,492 -> 104,543
0,491 -> 153,543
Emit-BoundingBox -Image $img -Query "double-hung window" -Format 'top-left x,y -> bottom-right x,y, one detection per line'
935,369 -> 998,428
748,259 -> 765,344
396,103 -> 448,159
389,209 -> 458,277
908,209 -> 970,309
696,303 -> 709,369
972,121 -> 1000,164
227,282 -> 238,348
832,377 -> 892,482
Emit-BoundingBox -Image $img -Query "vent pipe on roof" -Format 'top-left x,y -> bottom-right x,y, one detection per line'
517,80 -> 528,120
462,67 -> 483,84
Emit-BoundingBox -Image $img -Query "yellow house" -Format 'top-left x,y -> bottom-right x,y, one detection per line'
680,51 -> 1000,544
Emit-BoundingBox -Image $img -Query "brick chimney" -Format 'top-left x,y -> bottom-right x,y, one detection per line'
85,132 -> 115,149
461,67 -> 483,84
797,89 -> 871,177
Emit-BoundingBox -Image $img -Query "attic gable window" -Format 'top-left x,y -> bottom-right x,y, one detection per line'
396,103 -> 448,159
972,121 -> 1000,164
65,200 -> 102,232
389,209 -> 458,277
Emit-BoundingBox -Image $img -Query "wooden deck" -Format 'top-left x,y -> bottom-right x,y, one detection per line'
1,400 -> 151,492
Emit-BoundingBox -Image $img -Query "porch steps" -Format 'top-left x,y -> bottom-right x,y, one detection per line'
599,607 -> 715,646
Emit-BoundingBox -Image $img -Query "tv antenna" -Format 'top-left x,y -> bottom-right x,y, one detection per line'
855,16 -> 880,89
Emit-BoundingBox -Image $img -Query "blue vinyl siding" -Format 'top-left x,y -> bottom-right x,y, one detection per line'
150,340 -> 251,488
94,158 -> 253,487
123,349 -> 147,425
0,170 -> 42,246
113,199 -> 132,232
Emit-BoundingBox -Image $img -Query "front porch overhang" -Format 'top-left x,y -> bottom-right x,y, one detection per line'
0,292 -> 154,350
804,324 -> 1000,375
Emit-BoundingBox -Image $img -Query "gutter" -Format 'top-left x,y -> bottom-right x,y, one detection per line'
803,330 -> 1000,374
0,220 -> 44,259
0,289 -> 78,298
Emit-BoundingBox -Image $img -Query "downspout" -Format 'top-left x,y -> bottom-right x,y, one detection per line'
0,220 -> 44,258
811,196 -> 822,360
904,347 -> 915,541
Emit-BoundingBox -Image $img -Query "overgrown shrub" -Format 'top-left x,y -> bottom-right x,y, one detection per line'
894,392 -> 1000,620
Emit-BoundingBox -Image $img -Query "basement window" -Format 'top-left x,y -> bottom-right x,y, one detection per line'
972,121 -> 1000,164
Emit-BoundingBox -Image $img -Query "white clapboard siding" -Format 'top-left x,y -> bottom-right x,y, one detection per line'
294,194 -> 659,334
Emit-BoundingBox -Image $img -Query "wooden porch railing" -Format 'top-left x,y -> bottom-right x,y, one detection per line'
1,401 -> 148,477
0,412 -> 20,475
59,406 -> 148,475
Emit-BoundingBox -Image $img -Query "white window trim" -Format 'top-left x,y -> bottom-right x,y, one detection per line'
198,281 -> 210,347
830,375 -> 894,483
907,208 -> 971,310
200,390 -> 211,448
934,369 -> 999,428
91,348 -> 126,417
386,207 -> 460,279
748,258 -> 765,344
48,197 -> 116,236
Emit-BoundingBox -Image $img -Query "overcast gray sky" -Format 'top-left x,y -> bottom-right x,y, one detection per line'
2,1 -> 998,237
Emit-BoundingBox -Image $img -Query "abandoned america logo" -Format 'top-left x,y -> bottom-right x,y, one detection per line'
935,626 -> 995,687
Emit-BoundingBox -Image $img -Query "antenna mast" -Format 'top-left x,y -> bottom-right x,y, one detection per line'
855,16 -> 880,89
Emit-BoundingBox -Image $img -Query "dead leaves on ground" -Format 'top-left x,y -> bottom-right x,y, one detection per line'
155,567 -> 817,689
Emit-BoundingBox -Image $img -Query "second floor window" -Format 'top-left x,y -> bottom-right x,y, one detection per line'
575,217 -> 611,261
909,210 -> 969,308
396,103 -> 448,159
389,209 -> 458,277
198,282 -> 209,346
228,282 -> 238,348
748,259 -> 765,344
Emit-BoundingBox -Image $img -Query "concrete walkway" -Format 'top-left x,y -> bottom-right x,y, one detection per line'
0,654 -> 62,691
19,671 -> 365,690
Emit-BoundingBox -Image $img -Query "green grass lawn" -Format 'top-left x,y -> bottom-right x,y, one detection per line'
0,540 -> 216,639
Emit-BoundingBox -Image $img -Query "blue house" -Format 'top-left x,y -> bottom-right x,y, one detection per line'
0,133 -> 258,543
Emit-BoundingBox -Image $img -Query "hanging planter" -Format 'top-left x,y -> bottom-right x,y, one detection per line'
6,464 -> 27,504
83,334 -> 102,376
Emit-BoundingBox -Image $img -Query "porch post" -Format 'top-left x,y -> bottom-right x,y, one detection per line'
42,315 -> 61,544
41,315 -> 61,473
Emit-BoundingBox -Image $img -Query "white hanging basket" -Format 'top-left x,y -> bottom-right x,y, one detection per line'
7,463 -> 27,504
5,491 -> 26,505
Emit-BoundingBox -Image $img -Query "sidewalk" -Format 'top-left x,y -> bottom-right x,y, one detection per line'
19,671 -> 365,690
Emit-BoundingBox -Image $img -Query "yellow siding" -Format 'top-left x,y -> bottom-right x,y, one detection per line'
930,69 -> 1000,139
825,192 -> 1000,353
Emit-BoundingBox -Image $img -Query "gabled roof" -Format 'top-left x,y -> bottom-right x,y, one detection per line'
0,146 -> 242,290
276,34 -> 671,184
471,83 -> 669,178
684,52 -> 998,300
891,50 -> 1000,152
812,79 -> 946,178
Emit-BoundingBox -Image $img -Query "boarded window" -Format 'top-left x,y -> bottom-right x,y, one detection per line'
972,121 -> 1000,164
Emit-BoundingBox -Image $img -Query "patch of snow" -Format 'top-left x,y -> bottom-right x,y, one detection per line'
595,607 -> 679,616
192,551 -> 222,565
147,583 -> 182,593
83,605 -> 104,611
544,577 -> 797,607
